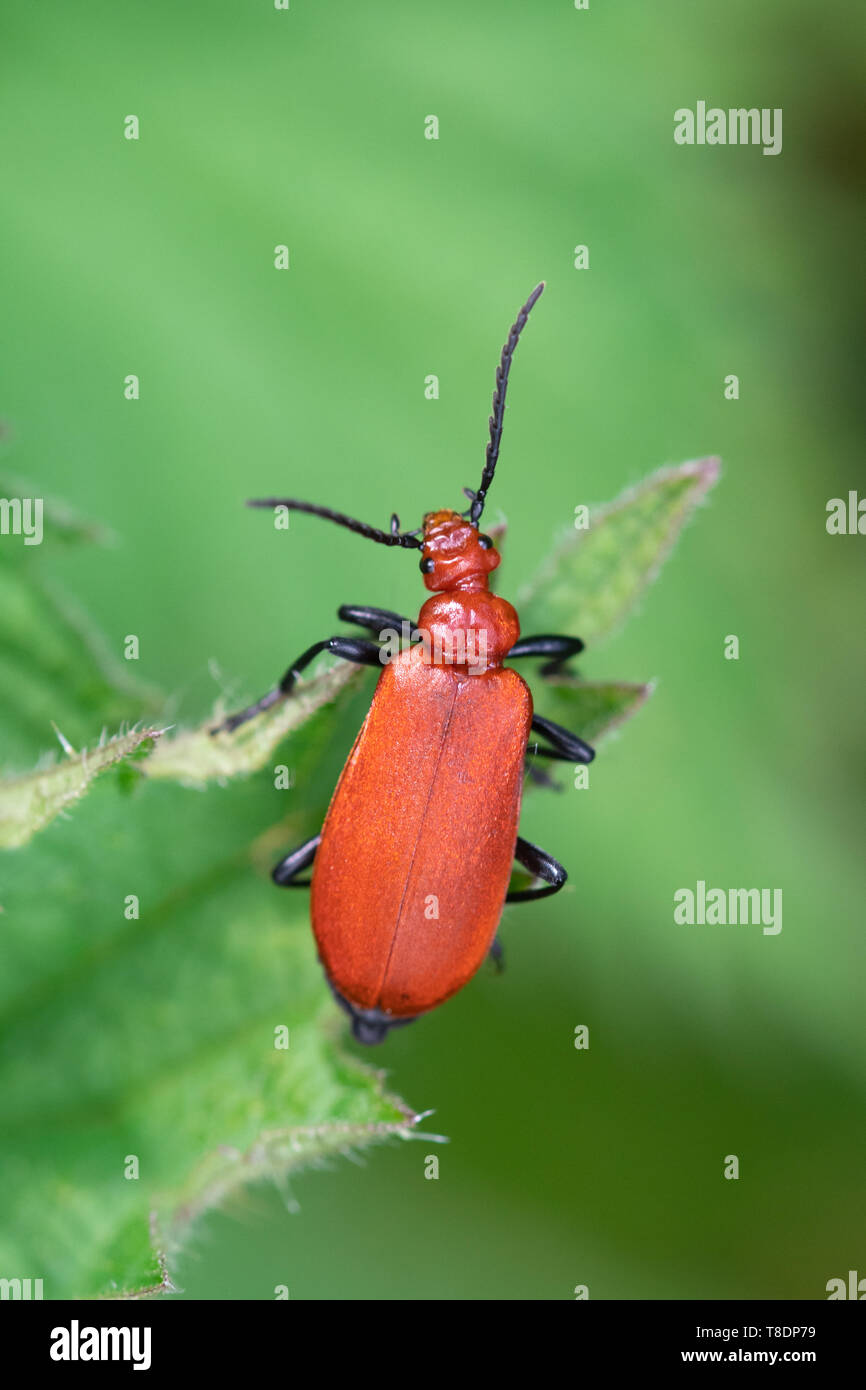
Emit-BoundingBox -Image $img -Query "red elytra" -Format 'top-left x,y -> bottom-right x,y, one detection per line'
216,285 -> 595,1043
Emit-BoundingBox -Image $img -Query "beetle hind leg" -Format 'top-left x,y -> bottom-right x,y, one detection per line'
488,936 -> 505,972
272,834 -> 320,887
529,712 -> 595,765
506,835 -> 568,902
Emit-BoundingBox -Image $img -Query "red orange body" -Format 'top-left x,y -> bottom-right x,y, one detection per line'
311,512 -> 531,1023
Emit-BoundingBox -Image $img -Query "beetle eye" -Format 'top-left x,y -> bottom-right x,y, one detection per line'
419,556 -> 435,574
478,533 -> 493,550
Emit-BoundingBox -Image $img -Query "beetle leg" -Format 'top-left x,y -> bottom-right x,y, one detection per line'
337,603 -> 413,636
529,712 -> 595,765
508,632 -> 584,676
506,835 -> 568,902
525,761 -> 563,792
488,936 -> 505,972
211,636 -> 384,734
272,833 -> 321,888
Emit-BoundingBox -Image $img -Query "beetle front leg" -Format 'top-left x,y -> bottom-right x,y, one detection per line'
272,834 -> 321,887
338,603 -> 413,636
506,835 -> 568,902
211,636 -> 384,735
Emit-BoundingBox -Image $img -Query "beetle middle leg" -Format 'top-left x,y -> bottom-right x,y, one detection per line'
509,632 -> 585,676
272,833 -> 321,887
506,835 -> 568,902
211,635 -> 384,734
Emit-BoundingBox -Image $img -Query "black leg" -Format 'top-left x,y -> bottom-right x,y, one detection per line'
272,834 -> 320,887
509,632 -> 584,676
488,936 -> 505,972
529,712 -> 595,765
338,603 -> 412,636
525,762 -> 563,793
506,835 -> 568,902
212,636 -> 383,734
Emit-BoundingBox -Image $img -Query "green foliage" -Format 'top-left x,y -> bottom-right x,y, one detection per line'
0,473 -> 161,754
0,460 -> 716,1296
519,459 -> 721,643
0,506 -> 425,1298
0,726 -> 165,849
144,663 -> 362,788
0,762 -> 430,1299
534,678 -> 653,747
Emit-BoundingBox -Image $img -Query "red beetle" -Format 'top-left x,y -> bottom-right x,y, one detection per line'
216,284 -> 594,1042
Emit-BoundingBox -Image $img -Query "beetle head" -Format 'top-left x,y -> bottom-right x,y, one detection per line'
418,510 -> 500,592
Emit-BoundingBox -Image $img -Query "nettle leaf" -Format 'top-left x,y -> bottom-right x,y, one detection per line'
0,471 -> 161,753
0,457 -> 715,1297
518,458 -> 721,643
0,710 -> 431,1299
533,678 -> 654,746
0,470 -> 111,551
0,726 -> 165,849
144,660 -> 363,788
0,485 -> 424,1299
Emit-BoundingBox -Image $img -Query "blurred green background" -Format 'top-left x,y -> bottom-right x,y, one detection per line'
2,0 -> 864,1298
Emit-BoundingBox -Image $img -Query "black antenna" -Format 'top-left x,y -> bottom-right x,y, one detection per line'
246,498 -> 422,549
468,281 -> 545,525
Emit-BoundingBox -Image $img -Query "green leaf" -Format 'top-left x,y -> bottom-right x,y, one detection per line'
518,457 -> 721,644
144,660 -> 363,788
0,759 -> 431,1300
0,471 -> 162,755
0,452 -> 711,1296
0,485 -> 423,1299
0,470 -> 113,552
533,677 -> 654,745
0,725 -> 165,848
